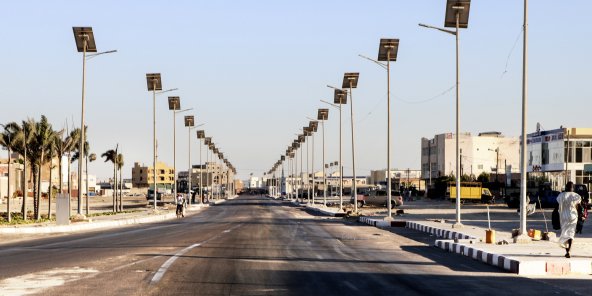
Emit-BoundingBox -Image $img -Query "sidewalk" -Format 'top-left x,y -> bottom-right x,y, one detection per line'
0,203 -> 210,235
355,199 -> 592,276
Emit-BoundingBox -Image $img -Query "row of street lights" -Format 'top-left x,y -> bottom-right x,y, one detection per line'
144,73 -> 236,207
265,0 -> 471,220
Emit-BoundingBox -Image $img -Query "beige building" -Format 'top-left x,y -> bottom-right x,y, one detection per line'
421,132 -> 520,181
132,161 -> 175,190
369,169 -> 425,190
191,162 -> 234,190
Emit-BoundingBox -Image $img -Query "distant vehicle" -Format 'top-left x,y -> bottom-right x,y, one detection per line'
353,189 -> 403,209
146,189 -> 163,201
449,182 -> 494,203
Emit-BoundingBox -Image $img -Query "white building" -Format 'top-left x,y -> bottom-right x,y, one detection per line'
527,127 -> 592,189
421,132 -> 520,181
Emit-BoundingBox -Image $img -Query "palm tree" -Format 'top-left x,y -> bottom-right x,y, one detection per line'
30,116 -> 55,220
53,129 -> 75,196
67,128 -> 80,206
14,118 -> 36,220
0,123 -> 22,222
116,153 -> 124,212
102,147 -> 117,212
47,147 -> 57,219
87,153 -> 96,215
71,126 -> 88,214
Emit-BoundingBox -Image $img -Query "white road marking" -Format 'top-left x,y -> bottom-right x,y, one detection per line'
150,243 -> 202,283
150,223 -> 243,284
0,267 -> 97,296
343,281 -> 359,291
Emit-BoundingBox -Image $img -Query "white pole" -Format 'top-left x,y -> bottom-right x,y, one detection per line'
453,11 -> 463,228
518,0 -> 529,240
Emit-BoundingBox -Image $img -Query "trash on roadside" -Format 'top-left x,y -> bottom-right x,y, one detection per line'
511,228 -> 520,238
528,228 -> 542,240
485,205 -> 496,244
497,240 -> 510,245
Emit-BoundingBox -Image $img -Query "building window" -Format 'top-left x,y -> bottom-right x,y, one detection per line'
576,169 -> 591,185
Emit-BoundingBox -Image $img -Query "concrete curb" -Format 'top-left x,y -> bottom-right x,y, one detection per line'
435,239 -> 521,273
406,221 -> 477,240
434,239 -> 592,275
0,204 -> 209,234
357,216 -> 409,228
304,205 -> 346,217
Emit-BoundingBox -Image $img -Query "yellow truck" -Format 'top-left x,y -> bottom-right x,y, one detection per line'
449,182 -> 494,203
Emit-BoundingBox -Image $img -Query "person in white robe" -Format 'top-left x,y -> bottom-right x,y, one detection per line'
557,182 -> 581,258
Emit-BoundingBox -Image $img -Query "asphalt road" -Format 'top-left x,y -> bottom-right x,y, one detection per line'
0,195 -> 587,296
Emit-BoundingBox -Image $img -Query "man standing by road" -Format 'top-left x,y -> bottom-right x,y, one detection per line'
176,193 -> 185,218
557,181 -> 581,258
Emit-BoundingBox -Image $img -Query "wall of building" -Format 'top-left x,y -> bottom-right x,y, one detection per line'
131,161 -> 175,189
421,132 -> 520,180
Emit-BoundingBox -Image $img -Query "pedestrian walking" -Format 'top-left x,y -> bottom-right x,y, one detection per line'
176,193 -> 185,218
556,182 -> 582,258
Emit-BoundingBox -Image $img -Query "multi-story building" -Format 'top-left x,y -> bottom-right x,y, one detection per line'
421,132 -> 520,182
184,162 -> 234,191
369,169 -> 425,190
527,127 -> 592,189
131,161 -> 175,191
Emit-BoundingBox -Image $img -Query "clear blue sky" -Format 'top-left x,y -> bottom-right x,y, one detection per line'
2,1 -> 592,180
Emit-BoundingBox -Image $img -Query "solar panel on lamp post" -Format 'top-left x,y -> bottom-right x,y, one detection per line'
317,109 -> 329,206
325,88 -> 347,211
378,38 -> 400,220
309,121 -> 318,205
184,115 -> 195,205
281,155 -> 286,198
303,127 -> 311,204
146,73 -> 162,209
205,137 -> 211,201
73,27 -> 97,216
342,72 -> 359,213
168,96 -> 181,202
419,0 -> 470,228
197,130 -> 205,203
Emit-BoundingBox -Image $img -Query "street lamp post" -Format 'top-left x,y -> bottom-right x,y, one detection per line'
205,137 -> 212,201
298,134 -> 305,203
303,127 -> 311,204
322,91 -> 346,211
168,96 -> 180,202
73,27 -> 96,215
146,73 -> 163,210
342,73 -> 360,213
378,38 -> 400,220
184,115 -> 195,205
308,121 -> 318,205
419,0 -> 471,228
197,130 -> 205,203
317,109 -> 329,206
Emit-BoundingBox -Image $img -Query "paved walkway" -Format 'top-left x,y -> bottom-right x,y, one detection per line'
345,198 -> 592,276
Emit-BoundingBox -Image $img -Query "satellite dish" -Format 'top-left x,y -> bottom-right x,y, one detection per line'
536,122 -> 541,133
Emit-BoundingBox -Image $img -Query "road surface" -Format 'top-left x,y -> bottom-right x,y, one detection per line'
0,195 -> 586,295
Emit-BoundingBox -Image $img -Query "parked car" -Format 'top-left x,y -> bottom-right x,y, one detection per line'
146,189 -> 163,201
353,189 -> 403,209
505,189 -> 560,209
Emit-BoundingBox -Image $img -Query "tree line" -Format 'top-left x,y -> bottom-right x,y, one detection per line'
0,115 -> 124,222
